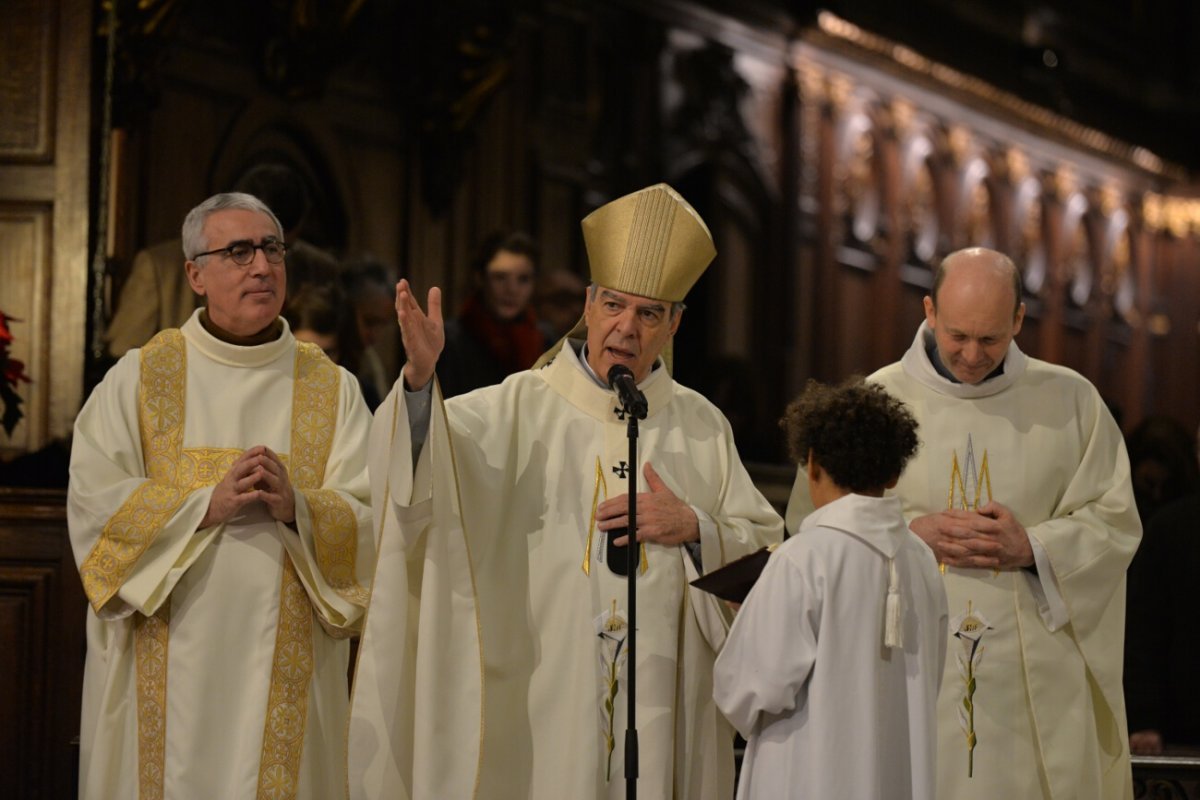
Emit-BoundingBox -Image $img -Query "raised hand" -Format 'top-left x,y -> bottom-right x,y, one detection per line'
598,462 -> 700,547
394,278 -> 444,391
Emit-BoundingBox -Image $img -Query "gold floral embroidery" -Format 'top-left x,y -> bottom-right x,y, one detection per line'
305,489 -> 368,606
291,342 -> 366,606
80,330 -> 189,611
177,447 -> 243,489
134,600 -> 170,799
256,561 -> 314,800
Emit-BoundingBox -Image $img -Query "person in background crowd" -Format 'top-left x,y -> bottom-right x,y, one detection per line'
1124,414 -> 1200,527
340,260 -> 400,406
438,230 -> 553,397
536,267 -> 588,341
1124,417 -> 1200,755
284,282 -> 381,410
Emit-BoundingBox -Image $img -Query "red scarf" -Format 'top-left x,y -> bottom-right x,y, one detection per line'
458,293 -> 546,372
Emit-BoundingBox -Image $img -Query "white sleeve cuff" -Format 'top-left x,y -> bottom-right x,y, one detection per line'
1026,535 -> 1069,631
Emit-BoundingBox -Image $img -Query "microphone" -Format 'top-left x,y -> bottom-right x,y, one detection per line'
607,365 -> 647,420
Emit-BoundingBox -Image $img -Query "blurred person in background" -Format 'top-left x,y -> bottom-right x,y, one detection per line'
535,267 -> 588,341
284,282 -> 381,410
439,230 -> 553,397
340,260 -> 400,406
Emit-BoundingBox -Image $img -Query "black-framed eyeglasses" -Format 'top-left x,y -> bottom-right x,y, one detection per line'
191,239 -> 287,266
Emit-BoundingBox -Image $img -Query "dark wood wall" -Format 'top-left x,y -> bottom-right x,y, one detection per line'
86,0 -> 1199,461
0,490 -> 84,800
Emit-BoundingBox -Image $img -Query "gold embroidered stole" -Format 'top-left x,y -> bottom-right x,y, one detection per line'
254,341 -> 357,799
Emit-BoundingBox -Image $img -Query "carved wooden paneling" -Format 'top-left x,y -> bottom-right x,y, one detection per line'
0,489 -> 84,800
0,205 -> 51,456
0,0 -> 91,454
0,0 -> 56,161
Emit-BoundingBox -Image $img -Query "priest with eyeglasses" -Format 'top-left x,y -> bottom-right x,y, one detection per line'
68,192 -> 375,799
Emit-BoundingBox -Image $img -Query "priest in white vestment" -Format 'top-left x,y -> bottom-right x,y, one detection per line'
715,378 -> 948,800
349,184 -> 784,799
785,248 -> 1141,800
68,193 -> 374,800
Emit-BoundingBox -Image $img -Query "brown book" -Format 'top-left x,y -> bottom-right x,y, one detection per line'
689,543 -> 779,604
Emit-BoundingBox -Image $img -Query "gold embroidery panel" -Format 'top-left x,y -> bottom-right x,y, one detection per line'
256,561 -> 314,800
290,342 -> 338,491
291,343 -> 367,605
304,489 -> 368,606
134,604 -> 170,800
80,330 -> 190,611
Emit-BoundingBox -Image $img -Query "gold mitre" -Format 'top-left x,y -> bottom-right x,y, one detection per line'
530,183 -> 713,371
582,183 -> 715,302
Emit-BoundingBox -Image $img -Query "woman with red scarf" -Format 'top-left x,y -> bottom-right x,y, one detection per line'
439,231 -> 555,397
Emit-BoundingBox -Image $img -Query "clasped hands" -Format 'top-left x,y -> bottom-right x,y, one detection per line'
597,463 -> 699,547
200,445 -> 296,528
909,501 -> 1034,570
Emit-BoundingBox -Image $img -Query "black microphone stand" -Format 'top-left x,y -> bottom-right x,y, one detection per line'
622,400 -> 642,800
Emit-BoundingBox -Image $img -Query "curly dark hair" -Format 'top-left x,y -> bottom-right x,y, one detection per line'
780,377 -> 920,493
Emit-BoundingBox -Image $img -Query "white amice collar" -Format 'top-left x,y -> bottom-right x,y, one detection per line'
900,320 -> 1027,399
180,309 -> 294,368
541,341 -> 672,422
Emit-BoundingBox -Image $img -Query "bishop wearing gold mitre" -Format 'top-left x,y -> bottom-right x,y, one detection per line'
349,183 -> 784,799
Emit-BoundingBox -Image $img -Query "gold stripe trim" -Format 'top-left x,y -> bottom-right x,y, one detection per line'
256,560 -> 314,800
255,343 -> 360,795
583,456 -> 647,575
80,329 -> 189,611
134,604 -> 170,800
292,342 -> 367,605
584,457 -> 606,575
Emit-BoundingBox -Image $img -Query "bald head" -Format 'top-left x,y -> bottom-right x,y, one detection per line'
923,248 -> 1025,385
931,248 -> 1023,317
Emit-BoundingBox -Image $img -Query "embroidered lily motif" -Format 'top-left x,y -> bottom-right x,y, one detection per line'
594,600 -> 629,781
951,601 -> 993,778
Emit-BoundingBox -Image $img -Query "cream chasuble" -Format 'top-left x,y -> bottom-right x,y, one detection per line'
350,342 -> 784,799
785,323 -> 1140,800
68,311 -> 374,800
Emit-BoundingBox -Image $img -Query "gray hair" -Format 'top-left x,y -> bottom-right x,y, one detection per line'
181,192 -> 285,262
